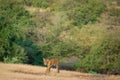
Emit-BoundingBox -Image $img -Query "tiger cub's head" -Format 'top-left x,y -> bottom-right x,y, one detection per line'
43,58 -> 49,65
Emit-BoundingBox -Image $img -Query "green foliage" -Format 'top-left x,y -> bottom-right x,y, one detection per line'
22,0 -> 49,8
40,34 -> 82,59
0,0 -> 29,63
16,39 -> 44,65
0,0 -> 44,66
60,0 -> 105,27
4,56 -> 27,64
74,29 -> 120,74
3,43 -> 28,63
88,70 -> 97,74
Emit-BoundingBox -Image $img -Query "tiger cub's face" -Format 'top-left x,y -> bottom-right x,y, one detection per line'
43,59 -> 49,65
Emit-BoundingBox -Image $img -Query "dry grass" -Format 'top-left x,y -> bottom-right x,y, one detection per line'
0,63 -> 120,80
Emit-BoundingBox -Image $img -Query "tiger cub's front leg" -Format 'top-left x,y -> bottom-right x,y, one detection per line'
45,62 -> 51,74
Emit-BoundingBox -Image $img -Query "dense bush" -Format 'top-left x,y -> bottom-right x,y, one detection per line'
0,0 -> 43,65
60,0 -> 105,27
74,29 -> 120,74
41,40 -> 82,59
22,0 -> 49,8
16,39 -> 44,65
0,0 -> 30,63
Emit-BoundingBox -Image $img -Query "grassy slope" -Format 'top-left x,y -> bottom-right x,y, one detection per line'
0,63 -> 120,80
24,0 -> 120,73
26,0 -> 120,46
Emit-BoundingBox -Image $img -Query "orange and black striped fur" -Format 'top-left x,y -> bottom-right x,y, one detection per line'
43,58 -> 60,74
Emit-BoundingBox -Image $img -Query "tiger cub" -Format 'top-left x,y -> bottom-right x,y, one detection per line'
43,58 -> 60,74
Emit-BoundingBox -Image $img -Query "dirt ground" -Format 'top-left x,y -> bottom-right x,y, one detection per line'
0,63 -> 120,80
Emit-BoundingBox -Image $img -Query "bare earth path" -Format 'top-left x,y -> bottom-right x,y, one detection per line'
0,63 -> 120,80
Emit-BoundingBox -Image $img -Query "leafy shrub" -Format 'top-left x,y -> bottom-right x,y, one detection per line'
40,34 -> 82,59
4,56 -> 27,63
22,0 -> 49,8
74,29 -> 120,74
0,0 -> 43,65
16,39 -> 44,65
0,0 -> 27,62
61,0 -> 105,27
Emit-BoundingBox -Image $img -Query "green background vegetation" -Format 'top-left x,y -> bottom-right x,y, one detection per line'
0,0 -> 120,74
